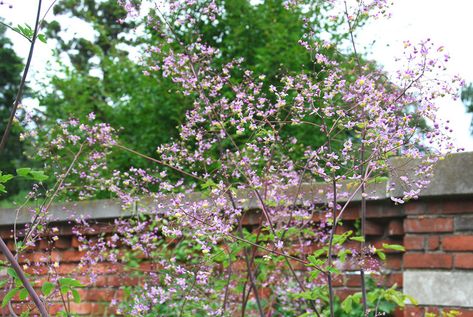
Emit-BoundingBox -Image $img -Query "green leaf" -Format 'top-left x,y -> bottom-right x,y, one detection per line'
0,279 -> 8,287
337,249 -> 351,262
382,243 -> 405,252
37,34 -> 47,43
59,286 -> 69,295
375,249 -> 386,260
311,248 -> 326,259
326,266 -> 340,274
2,288 -> 19,307
200,179 -> 216,190
41,282 -> 55,296
0,184 -> 6,194
0,172 -> 14,183
19,288 -> 29,301
29,171 -> 48,182
341,295 -> 353,313
58,277 -> 83,288
7,267 -> 19,280
350,236 -> 365,242
16,168 -> 31,177
71,289 -> 81,303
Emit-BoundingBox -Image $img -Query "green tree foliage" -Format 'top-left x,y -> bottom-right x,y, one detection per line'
37,0 -> 360,173
462,83 -> 473,132
0,23 -> 28,197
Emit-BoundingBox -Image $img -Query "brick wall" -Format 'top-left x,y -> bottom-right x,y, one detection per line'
1,195 -> 473,316
402,197 -> 473,317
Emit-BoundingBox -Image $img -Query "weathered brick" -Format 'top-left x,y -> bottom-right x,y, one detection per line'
404,235 -> 424,250
429,200 -> 473,214
404,201 -> 427,215
79,288 -> 115,302
345,274 -> 362,287
427,235 -> 440,250
53,236 -> 71,249
402,305 -> 424,317
403,253 -> 452,269
442,235 -> 473,251
455,215 -> 473,231
404,217 -> 453,233
449,309 -> 473,317
334,288 -> 356,300
454,253 -> 473,269
365,220 -> 384,236
51,250 -> 87,263
385,272 -> 403,287
366,204 -> 403,218
387,219 -> 404,236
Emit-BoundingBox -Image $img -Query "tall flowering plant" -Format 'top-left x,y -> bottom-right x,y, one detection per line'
0,0 -> 464,316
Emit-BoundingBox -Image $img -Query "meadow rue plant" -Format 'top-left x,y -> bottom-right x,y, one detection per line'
0,0 -> 465,316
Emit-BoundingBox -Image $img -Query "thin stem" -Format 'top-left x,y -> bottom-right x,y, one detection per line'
343,1 -> 368,314
228,193 -> 265,317
0,0 -> 42,152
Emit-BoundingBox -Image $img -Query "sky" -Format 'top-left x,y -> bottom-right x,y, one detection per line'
2,0 -> 473,150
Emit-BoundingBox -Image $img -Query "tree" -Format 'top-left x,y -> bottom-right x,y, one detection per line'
37,0 -> 356,175
0,23 -> 28,198
462,83 -> 473,131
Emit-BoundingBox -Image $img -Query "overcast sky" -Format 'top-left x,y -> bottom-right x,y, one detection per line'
2,0 -> 473,150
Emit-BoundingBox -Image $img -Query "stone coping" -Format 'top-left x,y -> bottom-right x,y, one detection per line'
0,152 -> 472,226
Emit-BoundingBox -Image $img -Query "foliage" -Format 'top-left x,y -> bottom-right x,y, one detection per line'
0,0 -> 463,317
36,0 -> 362,176
0,23 -> 31,198
461,83 -> 473,132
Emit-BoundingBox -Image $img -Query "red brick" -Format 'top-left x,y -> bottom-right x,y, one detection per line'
404,217 -> 453,233
51,250 -> 87,263
335,224 -> 352,235
425,307 -> 440,315
367,204 -> 403,218
68,302 -> 92,315
18,252 -> 49,263
427,236 -> 440,250
392,307 -> 404,317
443,235 -> 473,251
0,229 -> 14,239
79,288 -> 115,302
340,206 -> 359,220
332,275 -> 344,287
429,200 -> 473,214
450,309 -> 473,317
38,239 -> 51,250
404,201 -> 427,215
71,236 -> 82,248
403,253 -> 452,269
56,263 -> 78,275
54,237 -> 71,249
345,274 -> 362,287
388,220 -> 404,236
334,288 -> 356,300
403,305 -> 424,317
385,272 -> 403,287
365,220 -> 384,236
106,275 -> 139,287
385,255 -> 402,270
454,253 -> 473,269
404,235 -> 424,250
